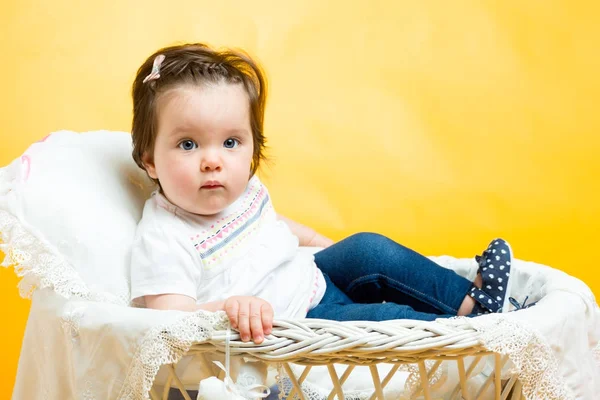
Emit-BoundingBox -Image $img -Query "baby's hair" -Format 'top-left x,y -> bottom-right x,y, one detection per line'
131,43 -> 268,182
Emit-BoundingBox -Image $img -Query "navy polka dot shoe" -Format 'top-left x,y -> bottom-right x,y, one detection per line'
470,238 -> 514,314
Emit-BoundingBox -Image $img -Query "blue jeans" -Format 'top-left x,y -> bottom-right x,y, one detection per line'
306,233 -> 473,321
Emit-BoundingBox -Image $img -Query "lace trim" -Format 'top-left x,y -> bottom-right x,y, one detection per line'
117,311 -> 229,400
0,208 -> 98,301
443,315 -> 575,400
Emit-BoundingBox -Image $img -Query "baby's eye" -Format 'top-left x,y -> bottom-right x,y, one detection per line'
223,138 -> 239,149
178,140 -> 197,151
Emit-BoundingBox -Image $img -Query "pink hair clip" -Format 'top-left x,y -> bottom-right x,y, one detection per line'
143,54 -> 166,83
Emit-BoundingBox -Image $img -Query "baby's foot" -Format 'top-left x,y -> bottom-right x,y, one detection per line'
470,238 -> 514,313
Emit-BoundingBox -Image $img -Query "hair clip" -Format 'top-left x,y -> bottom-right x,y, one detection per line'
143,54 -> 166,83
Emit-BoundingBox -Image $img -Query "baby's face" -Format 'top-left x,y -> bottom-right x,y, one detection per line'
143,83 -> 254,216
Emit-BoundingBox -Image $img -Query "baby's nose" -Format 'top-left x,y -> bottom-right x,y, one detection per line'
200,152 -> 222,171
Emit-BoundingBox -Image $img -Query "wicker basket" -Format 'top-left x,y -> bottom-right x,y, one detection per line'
153,318 -> 523,400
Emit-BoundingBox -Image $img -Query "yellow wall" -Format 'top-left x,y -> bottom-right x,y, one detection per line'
1,1 -> 599,397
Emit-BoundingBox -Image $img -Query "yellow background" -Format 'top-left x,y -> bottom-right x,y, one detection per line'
1,1 -> 599,397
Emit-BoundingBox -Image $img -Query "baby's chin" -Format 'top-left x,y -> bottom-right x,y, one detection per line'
182,200 -> 232,217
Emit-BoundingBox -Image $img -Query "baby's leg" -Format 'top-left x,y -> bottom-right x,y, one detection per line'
313,232 -> 474,316
306,273 -> 454,321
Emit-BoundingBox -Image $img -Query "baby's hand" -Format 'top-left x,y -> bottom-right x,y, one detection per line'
224,296 -> 273,344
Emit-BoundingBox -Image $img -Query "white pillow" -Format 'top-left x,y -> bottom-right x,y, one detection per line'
0,130 -> 155,304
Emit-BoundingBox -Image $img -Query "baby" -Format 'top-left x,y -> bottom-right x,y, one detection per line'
130,43 -> 522,345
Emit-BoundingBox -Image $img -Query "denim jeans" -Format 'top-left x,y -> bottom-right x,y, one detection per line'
306,232 -> 473,321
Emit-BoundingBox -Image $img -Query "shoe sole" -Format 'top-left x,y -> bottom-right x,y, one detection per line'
502,240 -> 514,312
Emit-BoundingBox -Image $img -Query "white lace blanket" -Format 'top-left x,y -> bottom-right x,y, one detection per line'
2,206 -> 599,399
6,258 -> 599,399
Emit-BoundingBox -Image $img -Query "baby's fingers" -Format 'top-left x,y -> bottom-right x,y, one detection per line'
249,301 -> 265,344
261,303 -> 274,336
237,301 -> 251,342
225,299 -> 239,329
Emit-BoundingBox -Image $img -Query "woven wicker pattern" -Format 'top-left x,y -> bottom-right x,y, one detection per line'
192,319 -> 490,364
171,318 -> 523,400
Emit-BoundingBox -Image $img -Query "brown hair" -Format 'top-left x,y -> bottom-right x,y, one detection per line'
131,43 -> 268,181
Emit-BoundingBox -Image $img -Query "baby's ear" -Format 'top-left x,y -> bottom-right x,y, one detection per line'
141,152 -> 158,179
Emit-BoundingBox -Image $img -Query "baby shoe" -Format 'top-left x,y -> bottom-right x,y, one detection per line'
470,238 -> 514,313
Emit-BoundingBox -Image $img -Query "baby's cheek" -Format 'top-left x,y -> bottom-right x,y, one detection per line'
167,163 -> 197,190
174,169 -> 198,189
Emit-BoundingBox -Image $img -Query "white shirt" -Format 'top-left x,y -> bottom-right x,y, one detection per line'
130,176 -> 326,319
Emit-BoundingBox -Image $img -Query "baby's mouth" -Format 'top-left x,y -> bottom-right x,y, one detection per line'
201,180 -> 224,190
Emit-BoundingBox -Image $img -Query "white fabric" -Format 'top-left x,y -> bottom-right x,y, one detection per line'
12,288 -> 222,399
0,130 -> 155,304
130,182 -> 325,319
1,130 -> 598,399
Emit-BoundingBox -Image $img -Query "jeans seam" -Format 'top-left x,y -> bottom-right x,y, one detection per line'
346,273 -> 459,314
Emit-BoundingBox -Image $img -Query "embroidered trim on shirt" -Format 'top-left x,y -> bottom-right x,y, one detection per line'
191,181 -> 271,267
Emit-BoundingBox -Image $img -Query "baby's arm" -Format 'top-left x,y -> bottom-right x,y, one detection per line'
144,294 -> 273,344
277,214 -> 334,248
